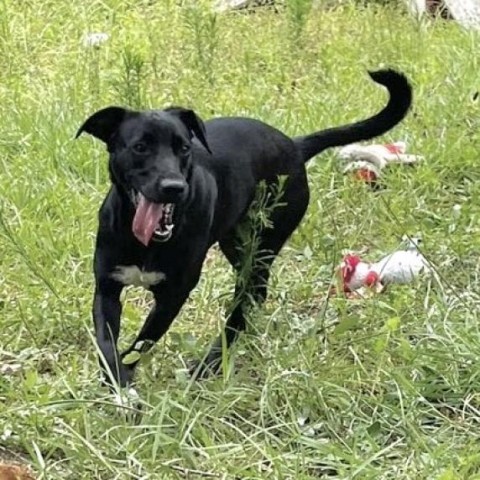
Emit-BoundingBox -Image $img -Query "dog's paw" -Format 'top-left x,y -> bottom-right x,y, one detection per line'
112,386 -> 140,408
100,362 -> 136,392
110,386 -> 144,423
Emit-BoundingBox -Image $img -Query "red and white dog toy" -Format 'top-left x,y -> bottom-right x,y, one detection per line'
338,141 -> 423,186
335,238 -> 431,296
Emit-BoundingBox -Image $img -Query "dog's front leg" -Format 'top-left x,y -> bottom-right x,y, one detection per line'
92,278 -> 131,388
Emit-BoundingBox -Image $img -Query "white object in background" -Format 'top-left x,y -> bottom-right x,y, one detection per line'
213,0 -> 274,12
83,33 -> 109,48
406,0 -> 426,16
338,141 -> 423,185
444,0 -> 480,29
369,250 -> 430,286
405,0 -> 480,29
214,0 -> 248,11
339,244 -> 431,294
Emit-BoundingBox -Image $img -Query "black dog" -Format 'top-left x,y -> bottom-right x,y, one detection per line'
77,69 -> 412,388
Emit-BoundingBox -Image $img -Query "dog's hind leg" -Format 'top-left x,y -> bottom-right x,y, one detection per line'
193,175 -> 310,378
190,238 -> 271,378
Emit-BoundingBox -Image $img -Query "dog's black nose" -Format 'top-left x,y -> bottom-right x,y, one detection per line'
159,179 -> 187,200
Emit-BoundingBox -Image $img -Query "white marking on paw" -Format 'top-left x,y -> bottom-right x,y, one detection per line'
111,265 -> 166,287
112,387 -> 140,407
128,387 -> 139,399
134,340 -> 154,352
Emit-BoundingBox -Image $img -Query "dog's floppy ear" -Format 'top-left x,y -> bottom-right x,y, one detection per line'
166,107 -> 212,154
75,106 -> 128,144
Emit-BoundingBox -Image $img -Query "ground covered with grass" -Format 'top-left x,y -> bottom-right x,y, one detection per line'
1,1 -> 479,478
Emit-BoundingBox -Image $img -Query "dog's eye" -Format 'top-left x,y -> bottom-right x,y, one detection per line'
132,143 -> 148,154
179,144 -> 191,155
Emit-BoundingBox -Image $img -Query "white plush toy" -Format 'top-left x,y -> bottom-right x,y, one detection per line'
338,141 -> 423,186
336,237 -> 431,295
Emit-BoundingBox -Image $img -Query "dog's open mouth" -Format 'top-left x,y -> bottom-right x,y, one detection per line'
131,191 -> 175,246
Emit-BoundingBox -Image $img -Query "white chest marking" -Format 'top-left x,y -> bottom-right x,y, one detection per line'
111,265 -> 166,287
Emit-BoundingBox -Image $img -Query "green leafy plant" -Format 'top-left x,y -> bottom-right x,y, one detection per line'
285,0 -> 313,44
182,1 -> 219,86
116,45 -> 147,108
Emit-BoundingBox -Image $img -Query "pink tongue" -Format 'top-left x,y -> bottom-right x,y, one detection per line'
132,194 -> 164,246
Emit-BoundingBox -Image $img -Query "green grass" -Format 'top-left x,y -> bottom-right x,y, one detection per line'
1,0 -> 480,478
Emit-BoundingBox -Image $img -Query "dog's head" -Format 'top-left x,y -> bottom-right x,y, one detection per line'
76,106 -> 211,246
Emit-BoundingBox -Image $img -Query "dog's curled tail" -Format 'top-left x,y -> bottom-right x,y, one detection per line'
294,69 -> 412,163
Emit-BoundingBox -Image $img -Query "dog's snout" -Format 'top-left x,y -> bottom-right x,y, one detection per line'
159,178 -> 187,200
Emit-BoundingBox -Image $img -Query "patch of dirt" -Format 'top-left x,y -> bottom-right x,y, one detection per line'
0,463 -> 36,480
